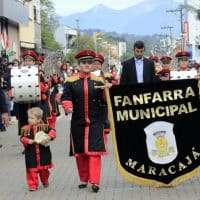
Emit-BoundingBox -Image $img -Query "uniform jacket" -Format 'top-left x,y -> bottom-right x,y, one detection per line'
62,72 -> 107,156
20,124 -> 56,171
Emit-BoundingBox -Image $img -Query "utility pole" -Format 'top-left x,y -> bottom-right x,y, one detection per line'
161,26 -> 174,54
161,26 -> 174,43
166,7 -> 184,51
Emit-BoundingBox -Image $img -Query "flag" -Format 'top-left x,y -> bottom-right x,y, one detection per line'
0,20 -> 11,50
108,79 -> 200,187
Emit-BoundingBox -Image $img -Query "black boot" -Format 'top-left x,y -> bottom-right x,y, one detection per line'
91,184 -> 99,193
78,183 -> 87,189
0,144 -> 2,148
0,126 -> 6,132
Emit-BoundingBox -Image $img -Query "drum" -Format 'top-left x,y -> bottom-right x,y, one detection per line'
170,70 -> 197,80
11,65 -> 41,103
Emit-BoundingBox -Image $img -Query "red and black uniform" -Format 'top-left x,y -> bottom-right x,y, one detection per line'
49,74 -> 60,116
15,50 -> 39,135
20,124 -> 56,190
39,78 -> 51,121
62,73 -> 107,186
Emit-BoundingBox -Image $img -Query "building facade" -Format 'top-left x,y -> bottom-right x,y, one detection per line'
55,25 -> 78,54
185,0 -> 200,62
19,0 -> 42,53
0,0 -> 29,59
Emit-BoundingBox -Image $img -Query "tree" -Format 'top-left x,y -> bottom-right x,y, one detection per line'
40,0 -> 61,50
65,33 -> 108,64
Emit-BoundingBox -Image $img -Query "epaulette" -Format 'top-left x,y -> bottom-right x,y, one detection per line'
65,75 -> 80,83
104,72 -> 112,78
90,74 -> 104,83
21,125 -> 31,136
36,124 -> 49,133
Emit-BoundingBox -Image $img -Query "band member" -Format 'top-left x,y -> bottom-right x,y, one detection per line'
159,56 -> 173,81
39,70 -> 51,124
93,54 -> 110,135
48,73 -> 61,129
62,49 -> 107,193
110,65 -> 119,85
149,55 -> 162,75
175,51 -> 191,71
37,54 -> 45,71
171,51 -> 199,80
20,107 -> 56,191
92,53 -> 104,76
15,50 -> 39,136
149,55 -> 159,63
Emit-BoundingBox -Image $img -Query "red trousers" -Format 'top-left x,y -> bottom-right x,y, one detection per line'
26,169 -> 50,189
76,154 -> 101,185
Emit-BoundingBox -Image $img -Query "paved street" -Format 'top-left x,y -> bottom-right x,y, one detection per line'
1,115 -> 200,200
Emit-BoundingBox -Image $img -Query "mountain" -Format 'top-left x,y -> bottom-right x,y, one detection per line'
60,0 -> 180,35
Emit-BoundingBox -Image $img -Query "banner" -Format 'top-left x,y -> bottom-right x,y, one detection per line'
108,79 -> 200,187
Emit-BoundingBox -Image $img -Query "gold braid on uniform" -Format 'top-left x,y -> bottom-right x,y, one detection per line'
65,75 -> 80,83
36,124 -> 49,133
90,74 -> 104,83
21,126 -> 31,136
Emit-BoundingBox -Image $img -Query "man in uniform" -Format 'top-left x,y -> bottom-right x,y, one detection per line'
149,55 -> 162,76
15,50 -> 39,136
175,51 -> 191,71
159,56 -> 173,81
93,53 -> 111,135
62,49 -> 107,193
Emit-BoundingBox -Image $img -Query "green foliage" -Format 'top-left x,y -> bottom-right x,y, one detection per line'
40,0 -> 61,50
65,33 -> 108,64
120,52 -> 133,62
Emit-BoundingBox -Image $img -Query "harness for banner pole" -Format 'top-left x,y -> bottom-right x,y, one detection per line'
99,70 -> 113,123
198,80 -> 200,97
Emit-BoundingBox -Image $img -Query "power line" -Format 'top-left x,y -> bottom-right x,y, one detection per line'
166,7 -> 184,51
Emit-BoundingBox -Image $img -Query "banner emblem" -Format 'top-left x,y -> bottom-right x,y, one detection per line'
144,121 -> 178,164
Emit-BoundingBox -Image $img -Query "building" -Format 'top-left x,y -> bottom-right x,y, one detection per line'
19,0 -> 42,53
55,25 -> 78,54
0,0 -> 29,59
185,0 -> 200,62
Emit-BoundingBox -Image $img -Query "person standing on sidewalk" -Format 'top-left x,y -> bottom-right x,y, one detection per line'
62,49 -> 107,193
0,84 -> 9,148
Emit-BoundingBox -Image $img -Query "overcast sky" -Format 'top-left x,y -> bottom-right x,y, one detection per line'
53,0 -> 183,16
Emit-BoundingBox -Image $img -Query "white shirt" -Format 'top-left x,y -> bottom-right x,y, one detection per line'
135,58 -> 144,83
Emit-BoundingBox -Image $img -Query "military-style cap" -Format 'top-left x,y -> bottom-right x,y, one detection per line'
95,53 -> 104,64
149,55 -> 159,63
75,49 -> 96,60
160,56 -> 172,62
38,55 -> 45,63
175,51 -> 190,58
22,50 -> 38,60
160,56 -> 172,64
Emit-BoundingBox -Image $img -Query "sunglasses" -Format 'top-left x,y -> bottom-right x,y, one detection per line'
79,60 -> 94,65
179,57 -> 189,62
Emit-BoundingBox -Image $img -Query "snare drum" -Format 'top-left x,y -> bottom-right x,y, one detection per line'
11,65 -> 41,103
170,70 -> 197,80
